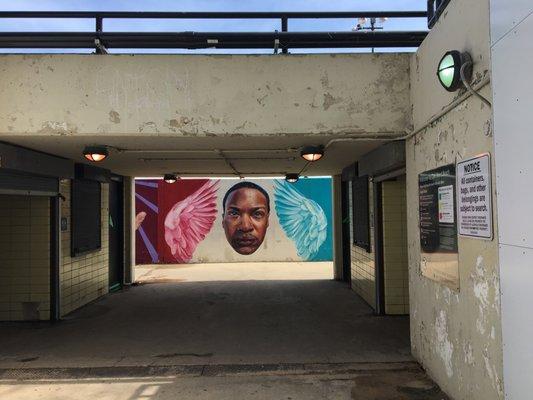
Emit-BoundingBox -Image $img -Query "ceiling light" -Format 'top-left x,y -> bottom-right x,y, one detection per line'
285,173 -> 299,183
83,145 -> 108,162
437,50 -> 472,92
163,174 -> 177,184
300,145 -> 324,162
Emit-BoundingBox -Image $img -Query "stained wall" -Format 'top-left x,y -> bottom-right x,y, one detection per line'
0,54 -> 411,139
407,0 -> 503,399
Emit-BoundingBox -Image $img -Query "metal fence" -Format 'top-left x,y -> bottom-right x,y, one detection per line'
0,11 -> 428,53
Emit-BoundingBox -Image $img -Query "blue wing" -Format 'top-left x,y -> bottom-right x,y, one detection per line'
274,180 -> 328,260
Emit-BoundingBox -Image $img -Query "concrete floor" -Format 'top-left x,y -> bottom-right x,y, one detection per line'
0,262 -> 449,399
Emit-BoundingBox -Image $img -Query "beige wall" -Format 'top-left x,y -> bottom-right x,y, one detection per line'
407,1 -> 503,399
382,180 -> 409,315
0,54 -> 411,139
0,195 -> 50,321
59,180 -> 109,317
350,179 -> 376,309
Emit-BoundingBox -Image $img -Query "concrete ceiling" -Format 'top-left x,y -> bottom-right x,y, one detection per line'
1,134 -> 384,177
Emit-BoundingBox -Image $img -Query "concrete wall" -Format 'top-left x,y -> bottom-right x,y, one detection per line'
0,195 -> 50,321
382,179 -> 409,315
0,54 -> 411,138
407,1 -> 503,399
490,1 -> 533,398
59,180 -> 109,317
349,179 -> 376,309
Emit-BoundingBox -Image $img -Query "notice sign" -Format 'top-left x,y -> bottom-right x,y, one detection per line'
457,153 -> 493,239
438,185 -> 455,224
419,164 -> 459,291
419,164 -> 458,254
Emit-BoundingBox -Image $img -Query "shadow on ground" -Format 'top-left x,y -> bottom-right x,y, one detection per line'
0,279 -> 452,399
0,280 -> 411,368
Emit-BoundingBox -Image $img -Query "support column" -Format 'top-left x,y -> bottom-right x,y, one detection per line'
123,177 -> 135,284
332,174 -> 344,281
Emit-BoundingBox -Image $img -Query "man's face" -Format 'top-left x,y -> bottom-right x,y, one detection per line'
222,187 -> 269,255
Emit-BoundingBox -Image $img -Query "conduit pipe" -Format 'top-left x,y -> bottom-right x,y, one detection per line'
114,74 -> 491,175
400,75 -> 491,142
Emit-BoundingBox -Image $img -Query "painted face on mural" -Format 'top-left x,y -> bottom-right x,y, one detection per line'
222,183 -> 270,255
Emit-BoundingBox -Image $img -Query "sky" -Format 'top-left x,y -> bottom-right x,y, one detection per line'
0,1 -> 428,54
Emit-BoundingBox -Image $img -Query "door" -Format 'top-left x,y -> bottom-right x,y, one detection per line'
108,179 -> 124,291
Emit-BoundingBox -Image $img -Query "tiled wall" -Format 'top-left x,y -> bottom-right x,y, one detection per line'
349,180 -> 376,309
381,180 -> 409,315
0,195 -> 50,321
59,181 -> 109,317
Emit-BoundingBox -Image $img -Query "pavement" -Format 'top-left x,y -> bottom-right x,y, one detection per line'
0,364 -> 450,400
133,261 -> 335,283
0,262 -> 449,399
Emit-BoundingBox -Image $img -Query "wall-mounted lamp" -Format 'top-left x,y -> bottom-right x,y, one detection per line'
83,145 -> 109,162
300,145 -> 324,162
163,174 -> 177,184
437,50 -> 472,92
285,173 -> 299,183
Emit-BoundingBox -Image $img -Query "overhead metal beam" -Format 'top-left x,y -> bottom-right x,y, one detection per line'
0,31 -> 427,49
0,11 -> 427,19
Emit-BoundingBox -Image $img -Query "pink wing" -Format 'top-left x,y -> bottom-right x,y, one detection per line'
164,180 -> 220,263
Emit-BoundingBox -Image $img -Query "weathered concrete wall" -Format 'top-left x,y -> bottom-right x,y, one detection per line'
407,1 -> 503,399
0,53 -> 410,138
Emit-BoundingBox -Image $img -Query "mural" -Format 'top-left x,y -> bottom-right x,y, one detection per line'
274,180 -> 328,261
135,178 -> 332,264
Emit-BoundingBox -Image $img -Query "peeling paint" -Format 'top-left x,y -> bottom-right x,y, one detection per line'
435,310 -> 454,378
37,121 -> 78,135
109,110 -> 121,124
463,342 -> 474,365
322,93 -> 342,111
138,121 -> 159,133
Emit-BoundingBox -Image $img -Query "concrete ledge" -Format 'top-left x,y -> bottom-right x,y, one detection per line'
0,361 -> 422,380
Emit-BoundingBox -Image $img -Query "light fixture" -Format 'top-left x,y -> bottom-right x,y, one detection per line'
163,174 -> 177,184
300,145 -> 324,162
83,145 -> 108,162
437,50 -> 472,92
285,173 -> 299,183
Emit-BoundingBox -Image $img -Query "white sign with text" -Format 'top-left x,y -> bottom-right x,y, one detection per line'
457,153 -> 493,239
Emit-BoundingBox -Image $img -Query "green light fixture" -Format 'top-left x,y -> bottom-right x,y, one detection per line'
437,50 -> 472,92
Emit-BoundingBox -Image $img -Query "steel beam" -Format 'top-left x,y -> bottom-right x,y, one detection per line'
0,11 -> 427,19
0,31 -> 427,49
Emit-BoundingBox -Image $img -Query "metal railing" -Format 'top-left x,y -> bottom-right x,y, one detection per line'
427,0 -> 452,28
0,11 -> 428,53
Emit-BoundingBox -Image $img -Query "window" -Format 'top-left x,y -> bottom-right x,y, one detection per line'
352,176 -> 371,252
71,179 -> 101,256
